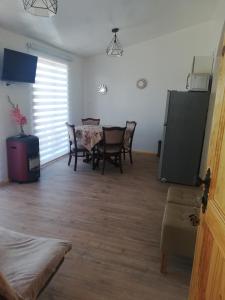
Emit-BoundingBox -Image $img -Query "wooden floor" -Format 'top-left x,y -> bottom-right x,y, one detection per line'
0,153 -> 191,300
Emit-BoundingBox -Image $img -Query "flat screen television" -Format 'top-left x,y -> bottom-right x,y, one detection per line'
2,48 -> 38,83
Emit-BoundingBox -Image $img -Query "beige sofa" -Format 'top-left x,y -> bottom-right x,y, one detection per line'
0,227 -> 72,300
160,186 -> 202,273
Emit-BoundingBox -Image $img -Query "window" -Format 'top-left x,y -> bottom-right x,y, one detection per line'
32,57 -> 69,165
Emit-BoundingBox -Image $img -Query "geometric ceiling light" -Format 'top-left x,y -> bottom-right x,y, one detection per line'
22,0 -> 57,17
106,28 -> 123,57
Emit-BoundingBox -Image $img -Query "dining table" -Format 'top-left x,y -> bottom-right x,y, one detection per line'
75,125 -> 130,152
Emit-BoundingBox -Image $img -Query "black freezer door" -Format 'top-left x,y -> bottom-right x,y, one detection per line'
159,90 -> 210,185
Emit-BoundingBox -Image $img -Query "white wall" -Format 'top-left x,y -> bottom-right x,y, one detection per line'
0,16 -> 223,181
83,21 -> 220,152
0,27 -> 83,182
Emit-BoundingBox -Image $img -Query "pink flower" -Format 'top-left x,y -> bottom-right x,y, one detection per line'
20,116 -> 27,126
8,97 -> 27,135
10,105 -> 27,126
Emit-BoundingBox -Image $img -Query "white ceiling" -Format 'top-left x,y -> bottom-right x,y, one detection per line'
0,0 -> 220,57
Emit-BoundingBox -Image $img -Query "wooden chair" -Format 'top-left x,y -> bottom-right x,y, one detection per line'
81,118 -> 100,125
123,121 -> 137,164
65,122 -> 89,171
96,127 -> 126,175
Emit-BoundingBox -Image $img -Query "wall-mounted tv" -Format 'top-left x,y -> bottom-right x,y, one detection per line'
2,48 -> 38,84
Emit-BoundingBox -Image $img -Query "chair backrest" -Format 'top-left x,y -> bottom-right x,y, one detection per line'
65,122 -> 77,149
102,127 -> 126,152
81,118 -> 100,125
125,121 -> 137,148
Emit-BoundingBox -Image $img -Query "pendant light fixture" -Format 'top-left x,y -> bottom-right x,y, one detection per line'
106,28 -> 123,57
23,0 -> 57,17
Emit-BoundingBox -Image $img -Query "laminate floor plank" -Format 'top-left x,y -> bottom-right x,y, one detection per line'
0,153 -> 191,300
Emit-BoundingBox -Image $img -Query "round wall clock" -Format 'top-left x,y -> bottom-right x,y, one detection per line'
137,78 -> 148,89
97,84 -> 108,95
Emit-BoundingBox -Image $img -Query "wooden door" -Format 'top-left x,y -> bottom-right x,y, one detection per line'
189,26 -> 225,299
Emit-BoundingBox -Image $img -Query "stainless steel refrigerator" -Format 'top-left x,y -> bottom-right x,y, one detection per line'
159,90 -> 210,186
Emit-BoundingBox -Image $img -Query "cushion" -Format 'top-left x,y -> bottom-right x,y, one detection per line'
0,227 -> 72,300
160,203 -> 199,258
167,186 -> 202,208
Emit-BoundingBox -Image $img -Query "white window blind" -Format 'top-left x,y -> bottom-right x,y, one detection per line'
33,57 -> 69,165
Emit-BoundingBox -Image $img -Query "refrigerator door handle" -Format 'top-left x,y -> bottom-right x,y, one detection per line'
186,73 -> 190,89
